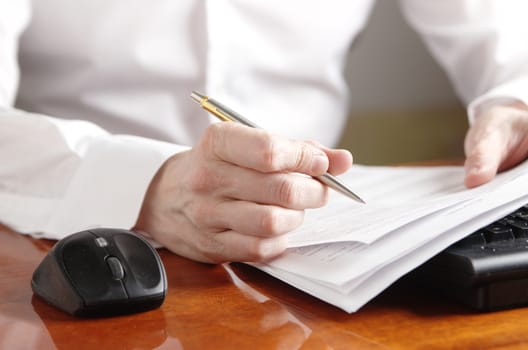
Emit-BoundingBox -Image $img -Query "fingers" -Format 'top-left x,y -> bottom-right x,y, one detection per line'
149,220 -> 289,263
191,231 -> 288,263
464,153 -> 501,188
464,128 -> 504,188
210,231 -> 288,262
463,104 -> 528,188
186,199 -> 305,237
306,140 -> 353,175
201,123 -> 330,176
189,163 -> 328,209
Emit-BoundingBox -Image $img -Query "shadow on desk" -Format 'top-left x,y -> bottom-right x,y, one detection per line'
230,263 -> 474,318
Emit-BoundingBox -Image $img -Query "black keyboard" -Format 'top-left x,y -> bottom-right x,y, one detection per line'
410,204 -> 528,311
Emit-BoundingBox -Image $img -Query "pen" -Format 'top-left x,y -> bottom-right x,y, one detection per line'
190,91 -> 366,204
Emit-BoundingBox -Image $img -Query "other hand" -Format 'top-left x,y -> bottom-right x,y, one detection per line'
464,102 -> 528,188
133,122 -> 352,263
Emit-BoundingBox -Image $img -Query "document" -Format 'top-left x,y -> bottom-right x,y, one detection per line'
249,161 -> 528,313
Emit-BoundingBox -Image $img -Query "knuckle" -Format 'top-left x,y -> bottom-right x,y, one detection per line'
258,208 -> 283,236
304,139 -> 323,148
183,198 -> 218,232
470,148 -> 487,160
294,144 -> 311,170
247,239 -> 275,261
189,163 -> 230,194
258,133 -> 279,171
275,177 -> 301,207
200,123 -> 224,156
189,165 -> 214,193
467,143 -> 491,163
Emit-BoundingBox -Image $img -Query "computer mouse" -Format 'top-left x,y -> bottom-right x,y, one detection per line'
31,228 -> 167,317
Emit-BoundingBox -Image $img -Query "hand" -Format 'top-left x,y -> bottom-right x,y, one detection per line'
464,101 -> 528,188
133,122 -> 352,263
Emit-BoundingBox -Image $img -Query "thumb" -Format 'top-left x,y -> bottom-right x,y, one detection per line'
305,140 -> 353,175
464,129 -> 505,188
325,148 -> 353,175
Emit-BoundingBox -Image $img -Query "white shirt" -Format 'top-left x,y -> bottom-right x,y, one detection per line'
1,0 -> 528,238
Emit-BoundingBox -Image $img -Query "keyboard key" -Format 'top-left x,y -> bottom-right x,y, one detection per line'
483,223 -> 515,242
513,207 -> 528,220
503,216 -> 528,238
415,203 -> 528,311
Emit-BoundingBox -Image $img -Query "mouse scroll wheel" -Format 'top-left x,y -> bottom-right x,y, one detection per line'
106,256 -> 125,280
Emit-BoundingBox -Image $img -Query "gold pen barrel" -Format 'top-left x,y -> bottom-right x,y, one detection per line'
191,91 -> 233,122
191,91 -> 259,127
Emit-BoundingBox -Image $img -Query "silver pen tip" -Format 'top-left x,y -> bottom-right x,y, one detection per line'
190,91 -> 206,103
341,188 -> 366,204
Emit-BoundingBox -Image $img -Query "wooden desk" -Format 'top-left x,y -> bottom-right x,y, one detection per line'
2,223 -> 528,350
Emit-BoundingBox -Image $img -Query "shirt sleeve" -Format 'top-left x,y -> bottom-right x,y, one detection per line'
399,0 -> 528,123
0,3 -> 184,239
0,108 -> 185,239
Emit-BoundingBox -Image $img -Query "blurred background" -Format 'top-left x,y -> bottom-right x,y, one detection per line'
340,0 -> 468,165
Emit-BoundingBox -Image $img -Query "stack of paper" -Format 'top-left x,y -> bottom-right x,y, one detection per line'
251,161 -> 528,313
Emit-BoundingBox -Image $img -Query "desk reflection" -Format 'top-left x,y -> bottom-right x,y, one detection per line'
4,224 -> 528,349
32,295 -> 169,349
0,226 -> 322,350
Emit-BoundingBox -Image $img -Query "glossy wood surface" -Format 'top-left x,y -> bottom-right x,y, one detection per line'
2,223 -> 528,350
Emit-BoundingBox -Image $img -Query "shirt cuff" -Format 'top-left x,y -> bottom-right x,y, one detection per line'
467,76 -> 528,124
40,135 -> 186,240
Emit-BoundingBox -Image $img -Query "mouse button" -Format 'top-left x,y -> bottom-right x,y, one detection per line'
32,251 -> 84,316
62,236 -> 127,304
113,234 -> 164,295
106,256 -> 125,280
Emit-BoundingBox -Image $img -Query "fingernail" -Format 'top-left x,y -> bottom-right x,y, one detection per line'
311,153 -> 329,173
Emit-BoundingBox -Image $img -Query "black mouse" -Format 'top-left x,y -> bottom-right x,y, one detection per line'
31,228 -> 167,317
